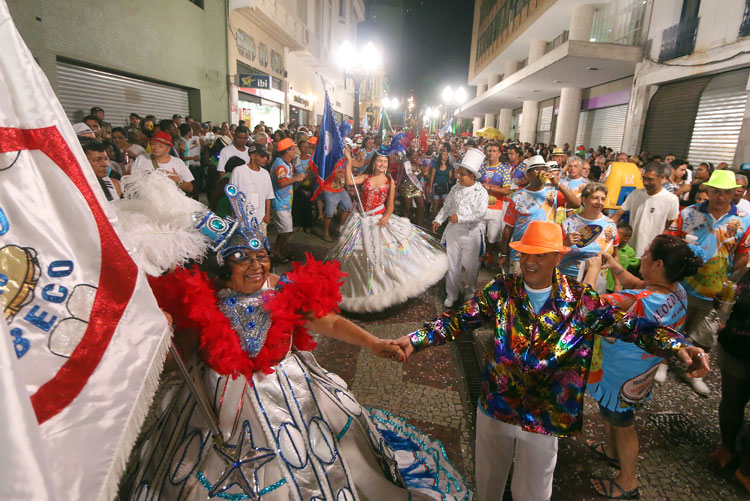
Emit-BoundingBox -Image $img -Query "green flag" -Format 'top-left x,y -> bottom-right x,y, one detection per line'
378,108 -> 392,141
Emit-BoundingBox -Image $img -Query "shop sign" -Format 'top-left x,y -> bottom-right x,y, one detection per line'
239,74 -> 271,89
288,90 -> 314,110
240,86 -> 285,104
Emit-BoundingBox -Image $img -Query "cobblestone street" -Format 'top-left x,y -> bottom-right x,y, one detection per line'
281,228 -> 750,500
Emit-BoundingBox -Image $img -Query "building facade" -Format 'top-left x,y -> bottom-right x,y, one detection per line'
7,0 -> 231,126
228,0 -> 365,130
459,0 -> 750,167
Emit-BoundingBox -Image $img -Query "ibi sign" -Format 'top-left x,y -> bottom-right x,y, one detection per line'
238,74 -> 271,89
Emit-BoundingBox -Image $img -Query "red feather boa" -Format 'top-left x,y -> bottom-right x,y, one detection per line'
148,253 -> 345,380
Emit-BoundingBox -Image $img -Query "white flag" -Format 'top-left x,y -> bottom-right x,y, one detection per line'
0,1 -> 170,499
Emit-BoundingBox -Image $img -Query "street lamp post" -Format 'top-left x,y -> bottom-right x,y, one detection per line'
336,41 -> 382,134
381,97 -> 399,133
350,73 -> 365,133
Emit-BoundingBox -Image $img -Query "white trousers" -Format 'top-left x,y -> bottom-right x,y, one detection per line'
485,207 -> 507,243
475,408 -> 558,501
443,223 -> 483,301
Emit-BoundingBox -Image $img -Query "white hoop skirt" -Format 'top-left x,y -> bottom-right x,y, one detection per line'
327,211 -> 449,312
119,351 -> 471,500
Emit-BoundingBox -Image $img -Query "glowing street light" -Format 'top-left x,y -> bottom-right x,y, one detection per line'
335,40 -> 383,132
383,97 -> 399,110
442,86 -> 454,104
455,87 -> 468,104
442,85 -> 467,105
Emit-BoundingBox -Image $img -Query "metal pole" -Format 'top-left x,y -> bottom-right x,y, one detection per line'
353,74 -> 363,136
169,341 -> 222,438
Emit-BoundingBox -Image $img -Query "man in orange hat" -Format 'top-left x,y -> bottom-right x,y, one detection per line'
396,220 -> 709,501
270,137 -> 306,262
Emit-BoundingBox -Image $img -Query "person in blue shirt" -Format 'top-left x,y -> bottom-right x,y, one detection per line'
583,235 -> 702,499
271,137 -> 305,263
560,183 -> 618,289
499,155 -> 581,274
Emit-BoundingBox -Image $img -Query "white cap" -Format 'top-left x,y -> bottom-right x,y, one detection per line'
73,123 -> 94,136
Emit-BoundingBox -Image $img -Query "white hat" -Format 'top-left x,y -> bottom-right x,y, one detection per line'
456,147 -> 485,177
344,137 -> 354,148
73,123 -> 94,136
546,161 -> 560,170
523,155 -> 547,173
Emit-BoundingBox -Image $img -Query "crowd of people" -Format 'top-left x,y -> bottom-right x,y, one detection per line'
72,106 -> 750,499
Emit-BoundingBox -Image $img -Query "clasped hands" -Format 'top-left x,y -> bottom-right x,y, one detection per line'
370,336 -> 416,363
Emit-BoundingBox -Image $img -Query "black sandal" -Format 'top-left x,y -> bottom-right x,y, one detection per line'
591,478 -> 639,499
587,441 -> 620,466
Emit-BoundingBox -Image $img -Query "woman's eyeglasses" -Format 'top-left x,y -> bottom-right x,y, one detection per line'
229,254 -> 271,266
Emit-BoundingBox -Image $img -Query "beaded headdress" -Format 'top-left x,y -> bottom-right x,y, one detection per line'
193,184 -> 271,265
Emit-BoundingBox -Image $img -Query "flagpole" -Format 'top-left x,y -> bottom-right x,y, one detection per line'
347,156 -> 365,214
168,341 -> 222,438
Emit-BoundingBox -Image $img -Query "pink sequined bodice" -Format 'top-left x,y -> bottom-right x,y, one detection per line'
362,176 -> 389,213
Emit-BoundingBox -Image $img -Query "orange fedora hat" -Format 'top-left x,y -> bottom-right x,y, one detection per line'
509,221 -> 570,254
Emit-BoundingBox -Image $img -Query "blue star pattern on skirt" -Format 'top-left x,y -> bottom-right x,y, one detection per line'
209,420 -> 275,499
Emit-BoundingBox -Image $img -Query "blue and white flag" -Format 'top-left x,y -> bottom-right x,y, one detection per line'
438,119 -> 452,137
310,91 -> 345,200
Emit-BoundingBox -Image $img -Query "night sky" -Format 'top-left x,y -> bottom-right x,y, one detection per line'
368,0 -> 475,109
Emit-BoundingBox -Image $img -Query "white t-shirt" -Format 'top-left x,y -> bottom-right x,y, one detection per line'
125,144 -> 146,159
217,144 -> 250,173
187,136 -> 202,167
132,154 -> 195,183
737,197 -> 750,215
620,188 -> 680,257
229,165 -> 275,223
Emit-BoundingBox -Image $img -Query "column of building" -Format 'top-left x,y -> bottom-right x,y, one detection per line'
553,3 -> 595,147
495,59 -> 517,138
483,73 -> 501,128
518,41 -> 546,144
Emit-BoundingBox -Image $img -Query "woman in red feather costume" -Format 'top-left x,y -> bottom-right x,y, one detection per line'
119,185 -> 471,501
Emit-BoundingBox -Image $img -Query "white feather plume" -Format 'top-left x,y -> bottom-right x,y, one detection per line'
112,170 -> 211,275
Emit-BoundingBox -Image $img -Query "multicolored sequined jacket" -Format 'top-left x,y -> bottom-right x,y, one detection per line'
409,270 -> 689,437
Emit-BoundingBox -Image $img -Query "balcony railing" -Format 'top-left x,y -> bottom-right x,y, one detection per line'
659,17 -> 700,62
740,0 -> 750,38
546,30 -> 568,54
475,0 -> 536,64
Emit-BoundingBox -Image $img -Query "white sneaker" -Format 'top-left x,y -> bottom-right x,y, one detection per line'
443,298 -> 455,308
654,364 -> 668,383
690,377 -> 711,397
